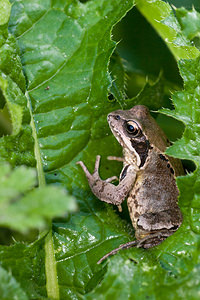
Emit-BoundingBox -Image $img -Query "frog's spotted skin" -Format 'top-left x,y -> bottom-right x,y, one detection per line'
77,105 -> 183,263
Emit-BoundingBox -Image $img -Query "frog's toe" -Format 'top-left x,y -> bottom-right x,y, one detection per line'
94,155 -> 101,172
107,156 -> 124,162
105,176 -> 118,183
77,161 -> 92,179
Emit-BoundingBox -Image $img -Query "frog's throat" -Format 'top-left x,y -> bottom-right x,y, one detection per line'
123,148 -> 138,167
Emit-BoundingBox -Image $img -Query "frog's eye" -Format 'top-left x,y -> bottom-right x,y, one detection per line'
126,121 -> 140,136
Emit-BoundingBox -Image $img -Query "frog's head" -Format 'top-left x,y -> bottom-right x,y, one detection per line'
107,105 -> 167,168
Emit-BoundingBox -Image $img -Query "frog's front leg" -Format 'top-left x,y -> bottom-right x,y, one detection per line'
77,155 -> 136,206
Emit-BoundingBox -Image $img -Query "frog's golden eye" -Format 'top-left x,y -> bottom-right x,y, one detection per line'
126,121 -> 140,136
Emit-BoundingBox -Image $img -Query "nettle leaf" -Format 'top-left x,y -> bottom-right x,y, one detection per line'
0,266 -> 28,300
0,0 -> 25,91
0,0 -> 77,235
0,163 -> 76,233
0,239 -> 47,299
161,58 -> 200,218
175,7 -> 200,41
108,51 -> 127,108
0,0 -> 34,166
136,0 -> 200,60
125,73 -> 172,111
175,6 -> 200,52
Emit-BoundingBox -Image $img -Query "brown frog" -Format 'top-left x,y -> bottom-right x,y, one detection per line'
77,105 -> 183,263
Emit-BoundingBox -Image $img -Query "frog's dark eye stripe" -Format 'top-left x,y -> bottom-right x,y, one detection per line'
126,121 -> 140,136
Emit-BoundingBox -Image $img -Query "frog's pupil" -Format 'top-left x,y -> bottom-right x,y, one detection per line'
128,124 -> 134,132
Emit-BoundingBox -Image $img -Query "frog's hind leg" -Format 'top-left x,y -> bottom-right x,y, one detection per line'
137,230 -> 172,249
97,231 -> 171,264
97,240 -> 138,264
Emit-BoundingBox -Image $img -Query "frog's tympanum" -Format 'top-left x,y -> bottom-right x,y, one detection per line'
77,105 -> 183,264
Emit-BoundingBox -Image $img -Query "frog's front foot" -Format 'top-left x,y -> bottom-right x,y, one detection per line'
76,155 -> 101,183
77,155 -> 135,206
77,155 -> 118,183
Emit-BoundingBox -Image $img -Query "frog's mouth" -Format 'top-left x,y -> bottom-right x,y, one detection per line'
108,120 -> 124,147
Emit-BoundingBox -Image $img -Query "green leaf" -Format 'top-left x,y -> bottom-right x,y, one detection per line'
0,0 -> 11,26
0,239 -> 47,299
6,0 -> 134,180
0,0 -> 34,166
0,162 -> 76,233
160,58 -> 200,242
108,51 -> 127,108
136,0 -> 200,60
0,266 -> 28,300
175,7 -> 200,40
0,0 -> 25,92
0,75 -> 23,135
126,73 -> 172,111
0,72 -> 35,167
53,205 -> 133,298
84,253 -> 159,299
113,7 -> 182,90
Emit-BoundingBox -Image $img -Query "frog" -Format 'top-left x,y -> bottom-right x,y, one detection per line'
77,105 -> 183,264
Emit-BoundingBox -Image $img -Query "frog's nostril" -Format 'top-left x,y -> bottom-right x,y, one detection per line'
114,115 -> 120,120
107,114 -> 120,121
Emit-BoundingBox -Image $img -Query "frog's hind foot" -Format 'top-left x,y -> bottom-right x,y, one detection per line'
137,230 -> 172,249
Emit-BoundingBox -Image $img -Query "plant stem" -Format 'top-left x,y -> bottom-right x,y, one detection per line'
25,92 -> 46,187
45,230 -> 60,300
26,91 -> 60,300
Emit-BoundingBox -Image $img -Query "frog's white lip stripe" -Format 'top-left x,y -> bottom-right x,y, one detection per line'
109,121 -> 141,167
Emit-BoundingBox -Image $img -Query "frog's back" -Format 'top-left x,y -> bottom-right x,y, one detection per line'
127,149 -> 182,238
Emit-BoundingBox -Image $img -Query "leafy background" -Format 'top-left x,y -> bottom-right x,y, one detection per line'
0,0 -> 200,299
